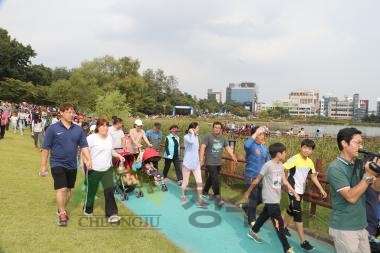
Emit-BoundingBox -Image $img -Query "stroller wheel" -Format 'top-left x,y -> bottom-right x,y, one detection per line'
135,191 -> 140,198
124,193 -> 129,201
139,191 -> 144,197
162,185 -> 168,192
121,195 -> 126,201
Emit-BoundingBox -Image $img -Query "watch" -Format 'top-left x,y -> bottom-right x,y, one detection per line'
363,175 -> 374,185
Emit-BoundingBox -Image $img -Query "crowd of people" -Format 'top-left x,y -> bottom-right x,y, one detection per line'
3,100 -> 380,252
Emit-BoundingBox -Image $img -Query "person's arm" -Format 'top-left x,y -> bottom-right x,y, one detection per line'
185,131 -> 197,144
339,160 -> 380,203
338,179 -> 371,204
40,149 -> 49,176
282,174 -> 300,201
142,130 -> 153,147
164,137 -> 171,158
225,145 -> 237,162
39,127 -> 53,176
111,149 -> 125,162
80,147 -> 92,169
130,130 -> 142,148
310,173 -> 327,198
199,143 -> 206,167
244,137 -> 254,151
244,174 -> 263,198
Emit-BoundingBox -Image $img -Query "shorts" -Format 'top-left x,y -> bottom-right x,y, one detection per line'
286,193 -> 304,222
51,166 -> 77,190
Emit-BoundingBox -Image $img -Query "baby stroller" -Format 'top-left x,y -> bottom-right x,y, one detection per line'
140,148 -> 168,193
113,151 -> 143,200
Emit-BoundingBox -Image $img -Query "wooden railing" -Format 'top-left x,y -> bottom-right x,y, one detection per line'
215,156 -> 332,215
161,143 -> 332,215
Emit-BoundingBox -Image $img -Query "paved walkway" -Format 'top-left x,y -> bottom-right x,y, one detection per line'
119,180 -> 334,253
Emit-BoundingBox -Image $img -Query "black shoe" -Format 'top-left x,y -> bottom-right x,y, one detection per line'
284,227 -> 291,237
300,240 -> 315,251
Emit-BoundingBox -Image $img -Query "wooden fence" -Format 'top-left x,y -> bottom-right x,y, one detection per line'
216,156 -> 332,216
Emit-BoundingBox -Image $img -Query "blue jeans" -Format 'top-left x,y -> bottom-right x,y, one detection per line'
244,176 -> 262,223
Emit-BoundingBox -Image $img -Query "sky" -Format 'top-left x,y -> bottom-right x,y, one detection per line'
1,0 -> 380,109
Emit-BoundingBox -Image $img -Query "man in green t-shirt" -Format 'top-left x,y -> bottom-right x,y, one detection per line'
328,127 -> 380,253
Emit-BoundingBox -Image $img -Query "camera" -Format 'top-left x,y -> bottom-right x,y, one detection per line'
359,149 -> 380,174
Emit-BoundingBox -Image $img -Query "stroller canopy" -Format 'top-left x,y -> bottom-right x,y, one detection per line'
142,148 -> 161,163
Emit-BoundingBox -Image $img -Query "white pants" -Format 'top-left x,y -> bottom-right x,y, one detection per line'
329,227 -> 370,253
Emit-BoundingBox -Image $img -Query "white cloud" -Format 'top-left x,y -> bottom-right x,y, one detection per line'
1,0 -> 380,109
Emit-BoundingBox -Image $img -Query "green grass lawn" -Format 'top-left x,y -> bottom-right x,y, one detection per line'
0,132 -> 184,253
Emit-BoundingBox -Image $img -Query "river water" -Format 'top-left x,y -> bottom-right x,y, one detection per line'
268,123 -> 380,137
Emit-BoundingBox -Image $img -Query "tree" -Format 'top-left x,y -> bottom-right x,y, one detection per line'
0,27 -> 36,81
0,78 -> 47,103
26,64 -> 53,85
52,67 -> 73,81
47,79 -> 77,106
95,90 -> 130,119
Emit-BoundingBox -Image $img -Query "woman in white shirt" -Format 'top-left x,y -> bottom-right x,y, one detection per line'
181,122 -> 206,208
84,118 -> 125,223
10,112 -> 18,133
31,114 -> 44,149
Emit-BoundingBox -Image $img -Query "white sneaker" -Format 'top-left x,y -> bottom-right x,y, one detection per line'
108,214 -> 121,223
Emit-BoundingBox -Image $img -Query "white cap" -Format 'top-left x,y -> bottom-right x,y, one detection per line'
90,125 -> 96,132
134,119 -> 143,126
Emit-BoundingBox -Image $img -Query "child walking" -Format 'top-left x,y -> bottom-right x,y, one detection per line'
283,139 -> 327,251
244,142 -> 299,253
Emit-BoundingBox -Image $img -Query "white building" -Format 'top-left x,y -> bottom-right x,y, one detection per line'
271,90 -> 320,117
327,97 -> 353,119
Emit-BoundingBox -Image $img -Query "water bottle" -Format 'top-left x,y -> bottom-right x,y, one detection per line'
118,161 -> 124,173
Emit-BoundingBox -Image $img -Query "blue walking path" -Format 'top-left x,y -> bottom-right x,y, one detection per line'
120,180 -> 334,253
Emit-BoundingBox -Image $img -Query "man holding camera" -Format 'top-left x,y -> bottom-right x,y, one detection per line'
328,127 -> 380,253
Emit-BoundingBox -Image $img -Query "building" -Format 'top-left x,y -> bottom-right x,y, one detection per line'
377,98 -> 380,116
207,89 -> 222,103
256,102 -> 271,112
289,90 -> 320,115
353,99 -> 369,121
351,94 -> 369,121
226,82 -> 257,112
327,97 -> 353,119
352,94 -> 360,121
272,99 -> 317,117
289,90 -> 320,105
319,96 -> 330,117
270,90 -> 319,117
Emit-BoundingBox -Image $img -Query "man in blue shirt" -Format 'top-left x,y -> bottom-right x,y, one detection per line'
241,126 -> 270,228
39,103 -> 92,226
146,122 -> 163,151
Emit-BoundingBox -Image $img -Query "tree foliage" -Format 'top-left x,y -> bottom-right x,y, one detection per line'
95,90 -> 130,119
0,28 -> 36,81
0,78 -> 50,104
0,27 -> 254,117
